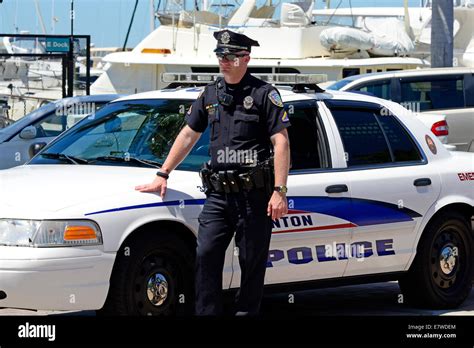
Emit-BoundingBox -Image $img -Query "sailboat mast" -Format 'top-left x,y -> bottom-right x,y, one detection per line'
33,0 -> 48,34
52,0 -> 55,34
150,0 -> 155,32
404,0 -> 414,40
431,0 -> 454,67
123,0 -> 139,50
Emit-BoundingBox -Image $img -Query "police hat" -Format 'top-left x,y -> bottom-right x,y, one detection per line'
213,29 -> 260,53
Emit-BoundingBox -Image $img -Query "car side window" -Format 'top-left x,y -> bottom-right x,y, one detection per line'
355,79 -> 392,100
330,105 -> 422,167
285,101 -> 328,170
31,102 -> 106,138
378,115 -> 423,162
331,108 -> 391,166
400,76 -> 465,111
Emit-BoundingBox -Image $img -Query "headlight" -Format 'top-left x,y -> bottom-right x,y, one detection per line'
0,220 -> 102,247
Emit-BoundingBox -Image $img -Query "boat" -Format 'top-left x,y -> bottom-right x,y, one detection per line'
91,0 -> 430,95
313,0 -> 474,66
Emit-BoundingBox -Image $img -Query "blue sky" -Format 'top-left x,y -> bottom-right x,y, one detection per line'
0,0 -> 424,48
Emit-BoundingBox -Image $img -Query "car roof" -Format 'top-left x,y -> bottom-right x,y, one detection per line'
113,84 -> 401,107
57,94 -> 125,104
114,86 -> 332,103
111,85 -> 427,130
338,67 -> 474,84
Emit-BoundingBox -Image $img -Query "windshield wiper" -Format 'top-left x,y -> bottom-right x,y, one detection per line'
90,155 -> 162,168
40,153 -> 89,164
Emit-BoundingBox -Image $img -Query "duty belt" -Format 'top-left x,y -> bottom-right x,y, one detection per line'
200,163 -> 274,195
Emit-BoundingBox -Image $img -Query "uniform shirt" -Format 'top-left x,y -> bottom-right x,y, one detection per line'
185,72 -> 291,171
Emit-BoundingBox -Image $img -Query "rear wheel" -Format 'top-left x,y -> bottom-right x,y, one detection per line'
98,232 -> 195,316
399,212 -> 473,308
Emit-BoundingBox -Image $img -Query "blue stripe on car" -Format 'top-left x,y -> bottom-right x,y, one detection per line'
288,197 -> 421,226
85,196 -> 421,226
85,199 -> 206,216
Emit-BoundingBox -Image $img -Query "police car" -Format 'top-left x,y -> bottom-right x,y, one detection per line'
0,74 -> 473,315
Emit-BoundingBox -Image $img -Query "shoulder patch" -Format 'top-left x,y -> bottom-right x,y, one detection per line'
268,90 -> 283,107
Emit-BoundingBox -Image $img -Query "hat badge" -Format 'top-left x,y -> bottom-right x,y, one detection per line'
220,31 -> 231,44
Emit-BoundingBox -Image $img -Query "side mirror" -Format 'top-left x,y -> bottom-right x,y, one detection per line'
20,126 -> 37,140
29,142 -> 47,158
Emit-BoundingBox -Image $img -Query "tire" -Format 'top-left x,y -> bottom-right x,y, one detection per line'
98,232 -> 195,316
399,212 -> 473,309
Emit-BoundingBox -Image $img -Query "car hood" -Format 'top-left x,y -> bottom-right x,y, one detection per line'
0,164 -> 203,216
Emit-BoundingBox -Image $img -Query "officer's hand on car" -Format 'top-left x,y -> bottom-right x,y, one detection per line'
267,191 -> 288,220
135,174 -> 168,197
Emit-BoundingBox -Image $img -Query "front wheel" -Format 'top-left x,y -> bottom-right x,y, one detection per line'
399,212 -> 473,309
98,233 -> 195,316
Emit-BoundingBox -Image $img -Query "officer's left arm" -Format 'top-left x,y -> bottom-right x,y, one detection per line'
268,129 -> 290,220
264,87 -> 291,220
271,129 -> 290,191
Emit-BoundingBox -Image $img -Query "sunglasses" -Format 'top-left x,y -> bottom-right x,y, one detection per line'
216,53 -> 249,61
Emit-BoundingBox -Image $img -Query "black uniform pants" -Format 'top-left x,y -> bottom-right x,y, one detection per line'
195,189 -> 272,316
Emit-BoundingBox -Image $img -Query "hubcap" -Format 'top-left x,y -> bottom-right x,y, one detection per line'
439,245 -> 458,275
146,273 -> 169,306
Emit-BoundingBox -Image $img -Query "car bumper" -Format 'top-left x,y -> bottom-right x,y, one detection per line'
0,246 -> 115,311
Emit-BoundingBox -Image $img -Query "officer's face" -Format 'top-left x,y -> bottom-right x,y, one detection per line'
217,51 -> 250,74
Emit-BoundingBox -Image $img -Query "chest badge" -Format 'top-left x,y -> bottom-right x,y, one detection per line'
243,96 -> 254,110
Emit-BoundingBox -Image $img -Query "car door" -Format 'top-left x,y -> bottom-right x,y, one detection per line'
325,100 -> 441,276
230,100 -> 353,288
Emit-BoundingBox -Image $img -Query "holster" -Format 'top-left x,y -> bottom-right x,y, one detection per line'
199,157 -> 275,194
260,158 -> 275,196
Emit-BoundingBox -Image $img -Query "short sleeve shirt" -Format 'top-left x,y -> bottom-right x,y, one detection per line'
185,72 -> 291,170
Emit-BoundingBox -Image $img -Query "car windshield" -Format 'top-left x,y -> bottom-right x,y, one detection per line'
29,99 -> 211,172
326,78 -> 356,91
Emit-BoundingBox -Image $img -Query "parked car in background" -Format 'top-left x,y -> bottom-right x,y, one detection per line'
0,94 -> 122,169
327,67 -> 474,151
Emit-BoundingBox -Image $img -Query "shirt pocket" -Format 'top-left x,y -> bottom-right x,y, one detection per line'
233,112 -> 260,141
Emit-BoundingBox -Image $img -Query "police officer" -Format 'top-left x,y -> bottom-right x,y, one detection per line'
135,29 -> 291,316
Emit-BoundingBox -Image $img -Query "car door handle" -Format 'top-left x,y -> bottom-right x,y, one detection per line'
325,184 -> 349,193
414,178 -> 432,187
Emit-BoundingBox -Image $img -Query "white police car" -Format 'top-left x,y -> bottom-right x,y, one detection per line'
0,74 -> 473,315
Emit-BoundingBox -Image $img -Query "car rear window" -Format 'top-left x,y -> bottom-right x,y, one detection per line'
328,103 -> 423,167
